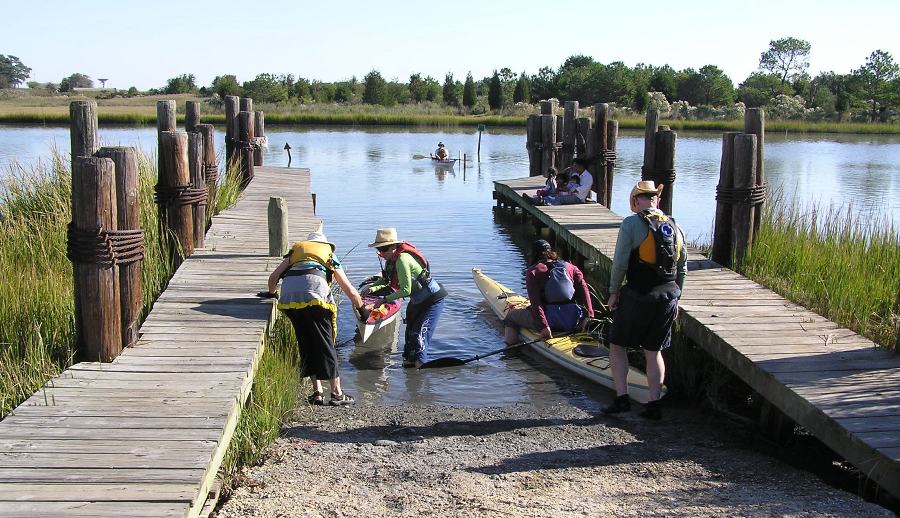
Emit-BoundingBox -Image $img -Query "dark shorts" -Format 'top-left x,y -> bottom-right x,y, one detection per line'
502,307 -> 541,331
283,306 -> 338,380
609,284 -> 680,352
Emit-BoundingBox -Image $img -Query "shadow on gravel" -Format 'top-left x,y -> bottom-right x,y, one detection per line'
468,442 -> 677,475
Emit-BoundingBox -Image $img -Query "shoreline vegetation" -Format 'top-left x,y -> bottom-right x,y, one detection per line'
1,96 -> 900,134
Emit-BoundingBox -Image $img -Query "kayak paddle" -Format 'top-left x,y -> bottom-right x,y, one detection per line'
418,331 -> 579,369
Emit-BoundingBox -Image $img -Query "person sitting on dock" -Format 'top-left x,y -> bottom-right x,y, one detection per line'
364,228 -> 448,368
503,239 -> 594,344
259,231 -> 364,406
433,142 -> 449,160
602,181 -> 686,420
542,157 -> 593,205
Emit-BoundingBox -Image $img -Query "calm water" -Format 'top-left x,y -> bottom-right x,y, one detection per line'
2,125 -> 899,407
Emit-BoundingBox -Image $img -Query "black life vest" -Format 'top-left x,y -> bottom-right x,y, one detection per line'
627,210 -> 682,293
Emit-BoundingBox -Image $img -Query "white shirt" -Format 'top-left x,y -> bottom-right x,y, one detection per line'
574,169 -> 593,201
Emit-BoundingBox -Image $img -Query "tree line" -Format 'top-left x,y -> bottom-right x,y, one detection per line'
5,37 -> 899,122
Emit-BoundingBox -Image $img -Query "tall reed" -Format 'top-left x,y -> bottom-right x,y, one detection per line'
739,193 -> 900,349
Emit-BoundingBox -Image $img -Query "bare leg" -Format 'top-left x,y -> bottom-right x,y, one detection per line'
504,326 -> 520,345
644,350 -> 665,401
609,343 -> 629,396
311,376 -> 323,394
328,377 -> 343,396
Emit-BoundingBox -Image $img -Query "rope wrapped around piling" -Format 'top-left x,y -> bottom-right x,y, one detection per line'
154,184 -> 208,207
527,142 -> 563,151
641,165 -> 676,184
237,140 -> 255,151
67,223 -> 145,266
715,183 -> 768,206
600,149 -> 617,164
204,164 -> 218,185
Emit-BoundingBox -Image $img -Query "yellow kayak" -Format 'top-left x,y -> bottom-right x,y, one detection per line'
472,267 -> 659,404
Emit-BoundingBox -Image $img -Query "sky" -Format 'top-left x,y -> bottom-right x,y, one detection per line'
5,0 -> 899,90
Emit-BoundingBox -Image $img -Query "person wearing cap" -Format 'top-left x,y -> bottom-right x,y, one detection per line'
602,181 -> 686,420
363,228 -> 447,368
542,157 -> 593,205
433,142 -> 449,160
503,239 -> 594,344
259,231 -> 364,406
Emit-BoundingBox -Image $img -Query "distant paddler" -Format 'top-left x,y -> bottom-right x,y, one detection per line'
432,142 -> 449,160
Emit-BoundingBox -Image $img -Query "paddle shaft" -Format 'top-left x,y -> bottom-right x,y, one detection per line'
420,331 -> 580,369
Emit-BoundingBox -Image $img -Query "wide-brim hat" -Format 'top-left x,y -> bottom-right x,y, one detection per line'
305,231 -> 335,250
630,180 -> 664,201
438,142 -> 445,147
368,228 -> 403,248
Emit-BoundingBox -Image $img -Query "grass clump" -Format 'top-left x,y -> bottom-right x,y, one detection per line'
739,193 -> 900,350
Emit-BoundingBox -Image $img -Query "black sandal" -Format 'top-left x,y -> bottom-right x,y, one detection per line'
307,391 -> 324,406
329,393 -> 354,406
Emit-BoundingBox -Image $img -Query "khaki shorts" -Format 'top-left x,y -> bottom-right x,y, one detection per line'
502,307 -> 541,331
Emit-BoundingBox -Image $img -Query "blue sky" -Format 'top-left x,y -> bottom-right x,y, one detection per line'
6,0 -> 899,90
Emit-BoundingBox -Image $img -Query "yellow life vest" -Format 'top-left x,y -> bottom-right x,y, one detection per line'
288,240 -> 333,269
635,211 -> 682,280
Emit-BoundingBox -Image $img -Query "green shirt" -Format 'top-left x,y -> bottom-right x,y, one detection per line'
372,253 -> 425,303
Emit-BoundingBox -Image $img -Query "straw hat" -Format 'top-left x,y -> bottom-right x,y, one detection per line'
368,228 -> 403,248
305,231 -> 335,250
630,180 -> 664,202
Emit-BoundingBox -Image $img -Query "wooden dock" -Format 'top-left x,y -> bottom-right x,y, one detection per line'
494,176 -> 900,499
0,166 -> 319,517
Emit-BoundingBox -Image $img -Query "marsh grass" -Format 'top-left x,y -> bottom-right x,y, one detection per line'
739,193 -> 900,349
0,148 -> 243,417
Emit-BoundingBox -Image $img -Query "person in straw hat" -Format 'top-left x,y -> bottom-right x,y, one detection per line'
364,228 -> 448,368
259,231 -> 363,406
601,180 -> 686,420
433,141 -> 449,160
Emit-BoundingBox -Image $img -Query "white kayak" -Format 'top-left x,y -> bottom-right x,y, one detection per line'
472,267 -> 661,404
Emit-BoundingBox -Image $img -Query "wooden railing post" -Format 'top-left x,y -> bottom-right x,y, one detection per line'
158,131 -> 194,261
591,103 -> 609,202
238,111 -> 255,188
185,100 -> 200,133
605,119 -> 618,208
654,129 -> 677,215
254,110 -> 265,167
156,100 -> 176,187
744,108 -> 766,241
575,117 -> 591,158
224,95 -> 239,171
197,123 -> 218,215
642,108 -> 659,178
96,147 -> 143,348
732,134 -> 757,267
526,115 -> 542,177
268,197 -> 289,257
71,156 -> 122,361
70,101 -> 99,159
540,114 -> 557,178
188,132 -> 206,249
561,101 -> 578,171
712,132 -> 741,266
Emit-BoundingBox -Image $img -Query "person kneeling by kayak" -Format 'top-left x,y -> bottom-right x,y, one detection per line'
503,239 -> 594,345
364,228 -> 448,368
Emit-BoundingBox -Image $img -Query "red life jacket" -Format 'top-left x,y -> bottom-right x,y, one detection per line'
386,242 -> 430,291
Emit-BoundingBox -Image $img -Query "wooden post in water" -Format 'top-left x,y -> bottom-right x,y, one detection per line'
240,97 -> 253,113
238,111 -> 255,188
576,117 -> 591,158
224,95 -> 239,172
71,156 -> 122,361
711,132 -> 741,266
197,123 -> 218,215
540,114 -> 557,177
526,115 -> 543,177
744,108 -> 766,240
731,134 -> 757,267
540,99 -> 558,115
70,101 -> 99,160
157,100 -> 177,187
642,109 -> 659,178
605,119 -> 618,208
95,147 -> 142,348
654,129 -> 677,215
185,100 -> 200,133
561,101 -> 578,171
591,103 -> 609,202
268,197 -> 289,257
158,131 -> 195,260
254,111 -> 265,166
188,132 -> 206,249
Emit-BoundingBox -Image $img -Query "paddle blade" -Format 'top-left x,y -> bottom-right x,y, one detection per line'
412,154 -> 427,159
418,357 -> 468,369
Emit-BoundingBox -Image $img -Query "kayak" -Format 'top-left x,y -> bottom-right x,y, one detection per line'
472,267 -> 660,404
431,157 -> 457,167
357,293 -> 402,343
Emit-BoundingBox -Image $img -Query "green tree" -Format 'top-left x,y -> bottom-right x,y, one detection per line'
422,76 -> 441,102
442,73 -> 459,106
164,74 -> 197,94
363,70 -> 388,105
310,81 -> 336,103
488,70 -> 505,110
408,73 -> 426,102
648,66 -> 677,100
462,72 -> 476,108
736,72 -> 791,107
695,65 -> 735,105
851,49 -> 899,122
242,73 -> 289,103
0,55 -> 31,88
530,66 -> 557,102
292,78 -> 311,102
211,75 -> 242,98
126,86 -> 139,97
59,73 -> 93,92
513,72 -> 531,103
759,36 -> 812,89
334,81 -> 354,103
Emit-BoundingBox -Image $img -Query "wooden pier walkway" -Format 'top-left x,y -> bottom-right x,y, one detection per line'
494,176 -> 900,499
0,166 -> 318,517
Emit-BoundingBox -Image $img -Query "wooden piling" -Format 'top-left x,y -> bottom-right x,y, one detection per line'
561,101 -> 579,171
157,100 -> 177,188
654,129 -> 677,215
744,108 -> 766,239
238,111 -> 255,188
576,117 -> 591,158
185,101 -> 200,133
592,104 -> 609,200
526,115 -> 542,177
95,147 -> 142,348
224,95 -> 239,171
540,114 -> 557,176
240,97 -> 253,113
732,134 -> 757,266
159,131 -> 195,259
540,99 -> 558,115
605,119 -> 618,208
70,101 -> 99,160
711,132 -> 741,266
197,123 -> 218,214
71,156 -> 122,361
642,109 -> 659,176
253,111 -> 265,166
268,197 -> 289,257
188,132 -> 206,249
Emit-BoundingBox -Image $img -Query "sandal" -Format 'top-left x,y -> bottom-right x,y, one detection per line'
307,391 -> 324,406
329,393 -> 354,406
